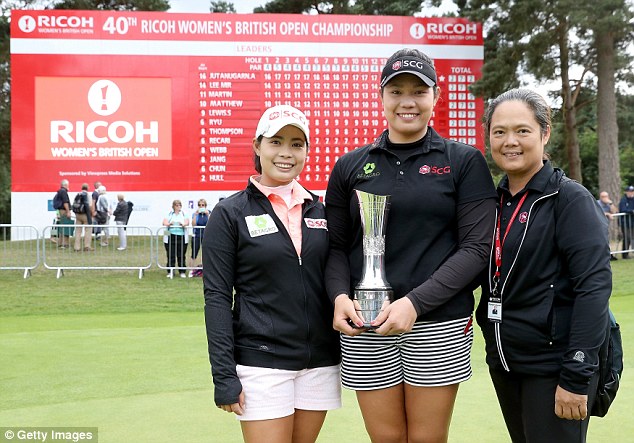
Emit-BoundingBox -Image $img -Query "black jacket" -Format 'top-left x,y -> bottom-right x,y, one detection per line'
476,163 -> 611,395
202,180 -> 340,406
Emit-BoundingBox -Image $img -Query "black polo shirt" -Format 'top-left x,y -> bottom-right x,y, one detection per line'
325,127 -> 496,321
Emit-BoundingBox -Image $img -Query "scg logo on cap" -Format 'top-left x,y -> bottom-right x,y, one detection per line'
402,59 -> 430,71
269,109 -> 307,126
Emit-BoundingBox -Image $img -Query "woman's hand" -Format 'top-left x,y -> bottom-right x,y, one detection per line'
218,391 -> 245,416
555,385 -> 588,420
333,294 -> 366,336
372,297 -> 417,336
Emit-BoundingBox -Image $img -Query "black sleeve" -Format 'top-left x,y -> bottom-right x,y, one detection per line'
405,197 -> 496,315
556,184 -> 612,394
202,202 -> 243,406
324,159 -> 352,302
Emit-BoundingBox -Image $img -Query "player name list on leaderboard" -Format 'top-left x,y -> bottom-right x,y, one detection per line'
196,56 -> 388,187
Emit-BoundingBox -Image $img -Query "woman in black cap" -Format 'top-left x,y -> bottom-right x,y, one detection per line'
325,48 -> 497,442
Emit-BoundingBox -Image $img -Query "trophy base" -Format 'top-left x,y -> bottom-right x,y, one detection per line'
353,288 -> 394,327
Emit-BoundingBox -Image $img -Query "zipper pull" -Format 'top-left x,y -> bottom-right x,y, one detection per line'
298,256 -> 302,266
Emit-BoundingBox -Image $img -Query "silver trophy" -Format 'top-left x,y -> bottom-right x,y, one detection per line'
354,190 -> 394,328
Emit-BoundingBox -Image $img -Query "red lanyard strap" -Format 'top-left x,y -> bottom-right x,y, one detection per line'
494,192 -> 529,278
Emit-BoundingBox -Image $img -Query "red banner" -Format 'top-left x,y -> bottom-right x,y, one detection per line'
11,10 -> 484,192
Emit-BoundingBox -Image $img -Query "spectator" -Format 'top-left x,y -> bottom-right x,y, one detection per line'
618,185 -> 634,259
163,199 -> 189,278
597,191 -> 618,261
73,183 -> 94,252
95,185 -> 110,247
189,198 -> 209,277
113,193 -> 129,251
53,179 -> 73,248
92,181 -> 102,237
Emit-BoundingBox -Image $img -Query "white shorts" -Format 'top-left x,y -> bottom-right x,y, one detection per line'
235,364 -> 342,421
341,317 -> 473,390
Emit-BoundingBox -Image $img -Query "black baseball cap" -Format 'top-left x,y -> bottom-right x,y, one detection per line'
380,56 -> 437,88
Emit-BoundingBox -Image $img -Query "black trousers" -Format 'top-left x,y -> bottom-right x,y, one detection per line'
621,224 -> 633,257
489,368 -> 599,443
165,234 -> 188,273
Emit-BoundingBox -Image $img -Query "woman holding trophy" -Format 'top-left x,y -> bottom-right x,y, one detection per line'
325,48 -> 497,442
202,105 -> 341,443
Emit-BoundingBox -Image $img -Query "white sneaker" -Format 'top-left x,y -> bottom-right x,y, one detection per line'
117,247 -> 126,251
179,273 -> 186,278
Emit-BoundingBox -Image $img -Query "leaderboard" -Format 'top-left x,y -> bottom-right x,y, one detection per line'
11,10 -> 483,193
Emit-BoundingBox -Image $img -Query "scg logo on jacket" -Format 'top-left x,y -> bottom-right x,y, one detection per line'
419,164 -> 451,175
305,218 -> 327,230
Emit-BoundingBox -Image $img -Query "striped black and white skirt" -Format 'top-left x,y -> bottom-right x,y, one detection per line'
340,316 -> 474,390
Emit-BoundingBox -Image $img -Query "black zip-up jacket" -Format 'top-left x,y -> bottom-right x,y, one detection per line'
202,180 -> 340,406
476,163 -> 611,395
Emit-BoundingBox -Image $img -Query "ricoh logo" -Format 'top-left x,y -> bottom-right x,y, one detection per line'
51,80 -> 159,145
426,22 -> 478,35
410,21 -> 479,41
18,14 -> 94,33
36,76 -> 171,160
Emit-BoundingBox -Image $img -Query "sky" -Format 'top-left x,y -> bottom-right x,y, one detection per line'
168,0 -> 267,14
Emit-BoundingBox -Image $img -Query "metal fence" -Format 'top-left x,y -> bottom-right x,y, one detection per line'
2,217 -> 633,278
607,213 -> 634,258
156,226 -> 204,279
41,224 -> 155,279
0,224 -> 40,278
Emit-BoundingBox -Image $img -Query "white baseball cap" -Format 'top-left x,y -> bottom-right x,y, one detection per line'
255,105 -> 310,141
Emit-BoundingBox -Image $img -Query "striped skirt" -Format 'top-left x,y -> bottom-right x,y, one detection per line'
340,316 -> 474,390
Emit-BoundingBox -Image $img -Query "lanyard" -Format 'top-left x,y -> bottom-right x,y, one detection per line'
494,192 -> 529,280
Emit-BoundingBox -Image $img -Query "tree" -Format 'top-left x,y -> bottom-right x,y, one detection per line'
52,0 -> 169,10
210,1 -> 236,13
449,0 -> 634,192
580,0 -> 633,207
252,0 -> 420,15
617,93 -> 634,187
450,0 -> 592,182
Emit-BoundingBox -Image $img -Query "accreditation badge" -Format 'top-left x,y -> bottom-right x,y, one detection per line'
488,297 -> 502,322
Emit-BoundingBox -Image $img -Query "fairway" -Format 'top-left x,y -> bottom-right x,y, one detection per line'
0,264 -> 631,442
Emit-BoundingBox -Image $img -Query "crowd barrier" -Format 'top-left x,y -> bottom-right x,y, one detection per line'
0,225 -> 40,278
2,215 -> 634,278
0,224 -> 205,278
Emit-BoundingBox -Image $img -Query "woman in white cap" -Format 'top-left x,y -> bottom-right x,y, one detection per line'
202,105 -> 341,442
325,48 -> 497,442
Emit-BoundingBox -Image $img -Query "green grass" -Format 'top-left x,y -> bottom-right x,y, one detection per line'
0,262 -> 632,442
